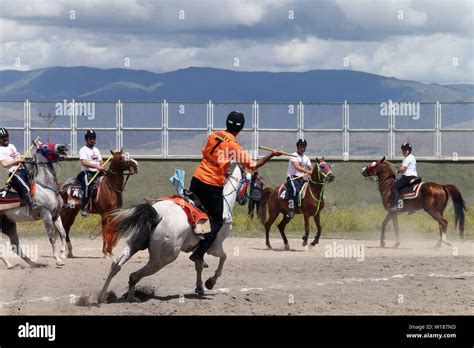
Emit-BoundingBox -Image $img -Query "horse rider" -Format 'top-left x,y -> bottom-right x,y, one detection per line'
189,111 -> 281,264
0,128 -> 37,212
77,130 -> 103,217
390,142 -> 418,211
286,139 -> 313,218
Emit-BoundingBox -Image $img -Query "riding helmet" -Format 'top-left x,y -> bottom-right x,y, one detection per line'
0,128 -> 9,137
401,142 -> 412,151
226,111 -> 245,133
85,129 -> 97,139
296,138 -> 307,147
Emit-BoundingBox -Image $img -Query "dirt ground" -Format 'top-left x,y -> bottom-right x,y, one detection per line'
0,236 -> 472,315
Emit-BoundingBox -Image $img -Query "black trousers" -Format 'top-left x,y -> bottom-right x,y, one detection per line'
391,175 -> 417,204
248,199 -> 260,216
190,177 -> 224,252
286,176 -> 305,201
10,168 -> 31,199
77,170 -> 100,208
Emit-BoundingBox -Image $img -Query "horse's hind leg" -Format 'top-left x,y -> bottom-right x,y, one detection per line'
426,210 -> 450,248
2,218 -> 44,268
264,210 -> 279,249
310,213 -> 322,246
98,244 -> 137,303
41,210 -> 64,266
61,207 -> 79,258
277,215 -> 291,250
53,216 -> 68,260
127,242 -> 179,302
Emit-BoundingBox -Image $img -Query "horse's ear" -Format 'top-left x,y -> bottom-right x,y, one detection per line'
381,156 -> 385,163
315,157 -> 320,164
120,148 -> 123,153
110,149 -> 114,155
321,156 -> 325,161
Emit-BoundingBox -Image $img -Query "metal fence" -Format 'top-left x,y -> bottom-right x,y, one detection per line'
0,100 -> 473,160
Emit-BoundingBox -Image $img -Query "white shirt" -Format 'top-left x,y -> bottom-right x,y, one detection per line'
402,153 -> 417,177
287,152 -> 311,177
0,144 -> 20,173
79,145 -> 102,172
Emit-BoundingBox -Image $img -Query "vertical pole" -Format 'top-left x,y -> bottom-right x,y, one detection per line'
389,99 -> 394,159
343,100 -> 349,160
436,101 -> 441,159
163,99 -> 168,158
298,101 -> 304,141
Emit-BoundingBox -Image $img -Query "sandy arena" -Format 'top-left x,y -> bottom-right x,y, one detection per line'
0,236 -> 472,315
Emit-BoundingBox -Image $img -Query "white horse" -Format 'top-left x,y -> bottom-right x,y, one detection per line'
98,163 -> 246,303
0,141 -> 69,267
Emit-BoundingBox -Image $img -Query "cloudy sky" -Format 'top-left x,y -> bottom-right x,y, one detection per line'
1,0 -> 473,84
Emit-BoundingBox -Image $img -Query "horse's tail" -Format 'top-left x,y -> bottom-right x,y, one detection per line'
259,187 -> 273,225
104,203 -> 162,249
443,184 -> 466,239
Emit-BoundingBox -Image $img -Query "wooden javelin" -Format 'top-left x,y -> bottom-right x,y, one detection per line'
258,146 -> 297,157
86,154 -> 113,186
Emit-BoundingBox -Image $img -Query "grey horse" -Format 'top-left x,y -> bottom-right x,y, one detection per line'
0,141 -> 69,267
98,164 -> 247,303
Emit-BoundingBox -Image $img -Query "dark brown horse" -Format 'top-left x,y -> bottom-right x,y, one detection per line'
361,156 -> 465,248
259,158 -> 335,250
60,150 -> 138,257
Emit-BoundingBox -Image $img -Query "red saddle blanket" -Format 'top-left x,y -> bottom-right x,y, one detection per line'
158,195 -> 209,230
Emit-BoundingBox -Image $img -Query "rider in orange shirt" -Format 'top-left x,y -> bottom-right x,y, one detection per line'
189,111 -> 281,264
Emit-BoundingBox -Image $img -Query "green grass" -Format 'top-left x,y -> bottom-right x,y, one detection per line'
14,204 -> 473,241
3,159 -> 473,241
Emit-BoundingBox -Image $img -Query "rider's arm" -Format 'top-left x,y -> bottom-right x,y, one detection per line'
80,159 -> 102,170
398,165 -> 407,174
291,160 -> 312,175
0,158 -> 22,168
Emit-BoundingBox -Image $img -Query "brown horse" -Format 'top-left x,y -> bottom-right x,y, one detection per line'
259,158 -> 335,250
361,156 -> 466,248
60,150 -> 138,257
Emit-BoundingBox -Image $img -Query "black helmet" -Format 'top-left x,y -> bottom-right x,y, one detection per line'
296,139 -> 307,147
401,142 -> 412,151
226,111 -> 245,133
0,128 -> 9,138
85,130 -> 96,139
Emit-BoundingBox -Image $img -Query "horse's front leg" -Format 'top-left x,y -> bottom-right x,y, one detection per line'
380,212 -> 392,248
310,212 -> 322,246
194,260 -> 205,296
392,213 -> 400,248
41,210 -> 65,266
205,251 -> 227,290
302,213 -> 310,247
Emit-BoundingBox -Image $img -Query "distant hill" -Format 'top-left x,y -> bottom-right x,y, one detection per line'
0,66 -> 472,102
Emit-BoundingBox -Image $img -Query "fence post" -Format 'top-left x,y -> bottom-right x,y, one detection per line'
24,99 -> 30,153
253,100 -> 259,159
298,101 -> 304,140
163,99 -> 168,158
343,100 -> 349,160
436,101 -> 441,159
207,100 -> 213,135
71,99 -> 76,156
389,99 -> 395,159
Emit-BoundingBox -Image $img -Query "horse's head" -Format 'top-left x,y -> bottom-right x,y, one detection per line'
313,157 -> 335,183
361,156 -> 389,178
35,140 -> 68,163
109,149 -> 139,174
225,162 -> 249,206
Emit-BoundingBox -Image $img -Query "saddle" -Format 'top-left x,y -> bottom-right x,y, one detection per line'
399,177 -> 423,200
0,183 -> 36,211
61,176 -> 101,207
278,181 -> 309,206
157,193 -> 211,235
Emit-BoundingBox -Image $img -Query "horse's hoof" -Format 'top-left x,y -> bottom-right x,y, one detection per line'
128,296 -> 141,303
30,262 -> 47,268
310,240 -> 319,246
391,243 -> 400,249
205,279 -> 215,290
284,244 -> 290,251
67,253 -> 75,259
380,241 -> 385,248
266,244 -> 273,250
195,287 -> 205,296
302,240 -> 308,247
55,258 -> 65,266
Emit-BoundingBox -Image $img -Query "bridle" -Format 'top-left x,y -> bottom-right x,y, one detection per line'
307,162 -> 333,216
